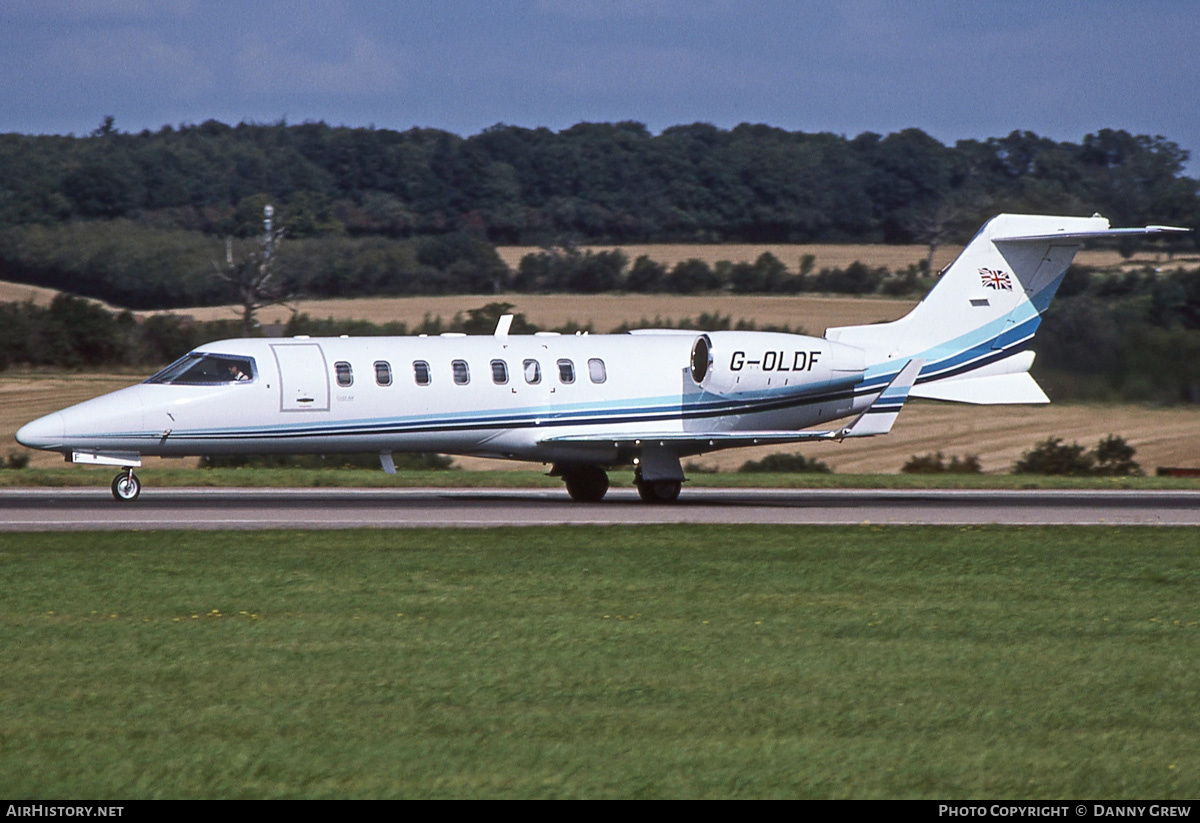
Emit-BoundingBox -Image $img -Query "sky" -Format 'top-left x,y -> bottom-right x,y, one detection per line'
2,0 -> 1197,169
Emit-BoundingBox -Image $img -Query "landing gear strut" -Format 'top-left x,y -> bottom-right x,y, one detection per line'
111,468 -> 141,502
556,464 -> 610,502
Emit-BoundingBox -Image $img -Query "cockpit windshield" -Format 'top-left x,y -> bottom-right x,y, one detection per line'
146,353 -> 257,385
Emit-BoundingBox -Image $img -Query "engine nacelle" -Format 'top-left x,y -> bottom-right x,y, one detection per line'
690,331 -> 865,395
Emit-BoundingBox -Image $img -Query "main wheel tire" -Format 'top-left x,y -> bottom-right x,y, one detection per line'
563,466 -> 610,502
651,480 -> 681,503
635,479 -> 682,503
111,472 -> 141,502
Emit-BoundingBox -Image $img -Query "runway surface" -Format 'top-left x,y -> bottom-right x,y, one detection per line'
1,487 -> 1198,530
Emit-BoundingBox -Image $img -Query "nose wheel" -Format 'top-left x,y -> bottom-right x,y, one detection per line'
111,469 -> 141,502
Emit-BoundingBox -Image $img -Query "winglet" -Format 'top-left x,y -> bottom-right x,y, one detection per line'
837,358 -> 924,439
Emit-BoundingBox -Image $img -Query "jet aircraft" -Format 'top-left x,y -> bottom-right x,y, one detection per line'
16,213 -> 1187,502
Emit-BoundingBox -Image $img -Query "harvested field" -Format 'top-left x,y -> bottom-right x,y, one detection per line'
5,371 -> 1198,475
0,281 -> 65,306
497,243 -> 964,273
0,238 -> 1189,322
161,293 -> 918,334
495,243 -> 1194,275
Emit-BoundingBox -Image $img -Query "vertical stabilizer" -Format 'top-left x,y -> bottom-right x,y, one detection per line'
824,214 -> 1187,401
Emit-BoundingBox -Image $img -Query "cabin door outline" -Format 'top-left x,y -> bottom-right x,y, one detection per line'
272,343 -> 331,412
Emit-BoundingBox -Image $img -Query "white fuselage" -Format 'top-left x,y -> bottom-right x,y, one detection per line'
18,330 -> 872,465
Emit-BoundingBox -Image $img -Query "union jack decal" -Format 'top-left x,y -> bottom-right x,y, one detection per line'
979,268 -> 1013,290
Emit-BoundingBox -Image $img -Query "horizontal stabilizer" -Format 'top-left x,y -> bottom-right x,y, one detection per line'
911,372 -> 1049,405
994,225 -> 1190,243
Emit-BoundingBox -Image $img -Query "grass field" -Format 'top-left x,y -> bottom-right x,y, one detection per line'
2,526 -> 1197,799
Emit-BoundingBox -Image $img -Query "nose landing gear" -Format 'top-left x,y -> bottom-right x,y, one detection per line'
111,469 -> 141,502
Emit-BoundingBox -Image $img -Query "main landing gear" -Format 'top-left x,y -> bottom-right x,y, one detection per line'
553,463 -> 684,504
111,468 -> 141,502
634,470 -> 682,504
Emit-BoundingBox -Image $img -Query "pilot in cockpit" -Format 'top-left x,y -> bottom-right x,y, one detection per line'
226,361 -> 250,382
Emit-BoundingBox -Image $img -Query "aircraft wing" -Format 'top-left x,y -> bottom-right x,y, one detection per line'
541,358 -> 923,450
539,429 -> 843,450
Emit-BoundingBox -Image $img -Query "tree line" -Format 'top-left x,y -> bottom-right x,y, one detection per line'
2,119 -> 1196,246
1,118 -> 1196,312
0,220 -> 927,309
0,221 -> 509,309
1035,264 -> 1200,403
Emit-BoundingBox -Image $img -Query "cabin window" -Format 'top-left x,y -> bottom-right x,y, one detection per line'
146,353 -> 256,385
557,359 -> 575,384
375,361 -> 392,387
523,359 -> 541,384
335,361 -> 353,387
588,358 -> 607,384
491,359 -> 509,385
452,360 -> 470,385
413,361 -> 431,386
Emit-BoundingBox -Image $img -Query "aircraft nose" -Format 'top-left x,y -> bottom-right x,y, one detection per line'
16,412 -> 65,450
